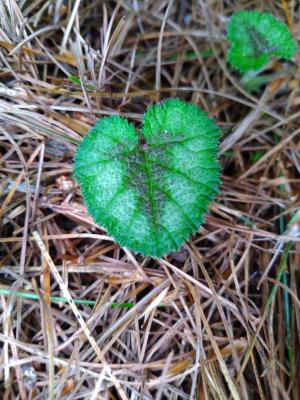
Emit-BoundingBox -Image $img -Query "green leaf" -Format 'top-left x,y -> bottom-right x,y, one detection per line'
74,99 -> 220,257
168,48 -> 214,61
227,11 -> 297,73
68,74 -> 82,85
241,71 -> 273,92
250,150 -> 266,163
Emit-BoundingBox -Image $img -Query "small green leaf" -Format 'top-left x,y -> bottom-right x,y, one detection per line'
227,11 -> 297,73
74,99 -> 220,258
250,150 -> 266,163
68,75 -> 82,85
241,71 -> 273,92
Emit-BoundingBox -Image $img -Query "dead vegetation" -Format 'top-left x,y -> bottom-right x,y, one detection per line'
0,1 -> 300,399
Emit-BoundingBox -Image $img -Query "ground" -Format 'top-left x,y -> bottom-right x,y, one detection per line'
0,1 -> 300,399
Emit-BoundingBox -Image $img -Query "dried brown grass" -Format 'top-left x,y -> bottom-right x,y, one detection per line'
0,1 -> 300,399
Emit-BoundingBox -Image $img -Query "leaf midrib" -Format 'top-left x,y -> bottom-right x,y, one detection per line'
143,149 -> 160,253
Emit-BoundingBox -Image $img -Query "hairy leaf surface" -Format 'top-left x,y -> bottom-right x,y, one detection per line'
74,99 -> 220,257
227,11 -> 297,73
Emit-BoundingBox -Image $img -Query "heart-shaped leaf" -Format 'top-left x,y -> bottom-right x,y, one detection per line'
227,11 -> 297,73
74,99 -> 220,257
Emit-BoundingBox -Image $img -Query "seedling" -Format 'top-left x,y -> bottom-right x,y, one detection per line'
74,99 -> 220,257
227,10 -> 297,87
